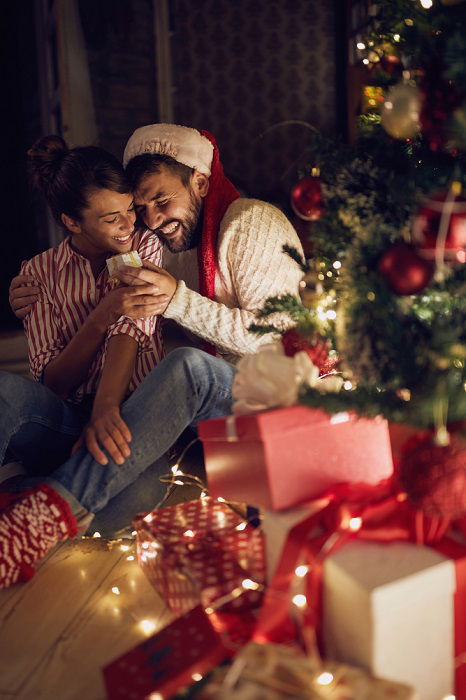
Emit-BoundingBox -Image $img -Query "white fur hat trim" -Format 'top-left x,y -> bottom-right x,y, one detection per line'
123,123 -> 214,176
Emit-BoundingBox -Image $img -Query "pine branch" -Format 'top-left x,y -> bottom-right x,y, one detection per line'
282,244 -> 310,272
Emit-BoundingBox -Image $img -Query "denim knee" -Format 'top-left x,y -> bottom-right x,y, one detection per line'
0,371 -> 30,411
165,346 -> 209,374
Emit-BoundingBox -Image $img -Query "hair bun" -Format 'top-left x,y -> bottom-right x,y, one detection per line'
28,135 -> 69,192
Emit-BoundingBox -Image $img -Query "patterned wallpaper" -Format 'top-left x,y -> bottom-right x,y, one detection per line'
171,0 -> 337,200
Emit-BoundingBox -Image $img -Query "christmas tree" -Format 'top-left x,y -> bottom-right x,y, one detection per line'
253,0 -> 466,520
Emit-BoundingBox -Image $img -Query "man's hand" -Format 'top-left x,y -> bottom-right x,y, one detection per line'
90,283 -> 170,329
115,261 -> 177,315
72,405 -> 132,465
9,275 -> 40,320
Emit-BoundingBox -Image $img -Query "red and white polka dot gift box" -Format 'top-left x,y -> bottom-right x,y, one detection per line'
132,497 -> 265,617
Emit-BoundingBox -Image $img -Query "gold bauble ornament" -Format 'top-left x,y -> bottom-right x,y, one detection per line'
381,82 -> 421,139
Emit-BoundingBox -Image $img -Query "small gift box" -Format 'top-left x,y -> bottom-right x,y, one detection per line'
260,487 -> 466,700
323,540 -> 459,700
102,605 -> 232,700
106,250 -> 142,282
133,497 -> 265,617
198,405 -> 394,511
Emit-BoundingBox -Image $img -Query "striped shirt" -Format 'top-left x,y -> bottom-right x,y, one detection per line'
21,229 -> 163,403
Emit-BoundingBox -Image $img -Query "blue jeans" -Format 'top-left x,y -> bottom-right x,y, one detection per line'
0,348 -> 234,532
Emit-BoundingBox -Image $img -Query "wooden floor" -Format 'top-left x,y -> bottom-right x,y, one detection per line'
0,331 -> 202,699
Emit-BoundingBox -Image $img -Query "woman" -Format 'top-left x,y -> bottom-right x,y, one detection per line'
17,135 -> 165,464
0,132 -> 236,590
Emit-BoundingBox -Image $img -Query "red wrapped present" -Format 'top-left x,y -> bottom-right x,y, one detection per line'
198,405 -> 393,511
102,604 -> 232,700
257,481 -> 466,700
132,497 -> 265,617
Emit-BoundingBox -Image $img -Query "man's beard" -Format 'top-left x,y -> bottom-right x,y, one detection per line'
155,189 -> 202,253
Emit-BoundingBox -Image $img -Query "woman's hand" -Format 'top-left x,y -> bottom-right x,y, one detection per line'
90,283 -> 169,329
115,262 -> 177,315
9,275 -> 40,319
72,404 -> 132,466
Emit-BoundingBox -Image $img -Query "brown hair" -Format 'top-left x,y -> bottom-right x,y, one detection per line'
28,135 -> 131,225
125,153 -> 194,190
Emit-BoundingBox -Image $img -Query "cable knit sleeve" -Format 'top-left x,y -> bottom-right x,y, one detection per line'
163,199 -> 304,358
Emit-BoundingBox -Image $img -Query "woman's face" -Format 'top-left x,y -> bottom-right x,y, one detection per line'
67,189 -> 137,259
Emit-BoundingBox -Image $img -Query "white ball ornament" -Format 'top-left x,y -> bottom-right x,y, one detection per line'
381,82 -> 421,139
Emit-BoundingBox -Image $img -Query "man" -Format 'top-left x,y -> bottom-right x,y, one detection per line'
2,124 -> 303,589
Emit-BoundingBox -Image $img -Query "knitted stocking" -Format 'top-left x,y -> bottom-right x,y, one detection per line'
0,484 -> 78,589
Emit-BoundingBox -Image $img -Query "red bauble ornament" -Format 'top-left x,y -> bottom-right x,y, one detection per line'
411,190 -> 466,263
378,242 -> 434,295
399,432 -> 466,519
379,54 -> 403,77
281,329 -> 332,374
290,175 -> 325,221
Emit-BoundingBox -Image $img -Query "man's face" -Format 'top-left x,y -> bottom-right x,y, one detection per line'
133,166 -> 204,253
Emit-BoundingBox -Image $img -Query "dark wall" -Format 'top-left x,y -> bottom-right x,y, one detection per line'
172,0 -> 341,201
80,0 -> 158,159
1,1 -> 44,331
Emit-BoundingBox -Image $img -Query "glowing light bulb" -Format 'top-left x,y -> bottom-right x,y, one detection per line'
131,530 -> 137,536
200,491 -> 208,498
295,565 -> 308,578
111,586 -> 120,595
192,673 -> 203,682
120,544 -> 130,552
92,532 -> 101,538
349,517 -> 362,532
242,578 -> 260,590
174,479 -> 184,485
333,261 -> 341,269
126,555 -> 135,561
362,58 -> 369,65
139,619 -> 157,635
217,496 -> 226,502
357,42 -> 366,50
420,0 -> 432,7
316,671 -> 334,686
236,522 -> 247,531
393,33 -> 401,41
326,310 -> 337,320
143,513 -> 153,523
184,529 -> 195,537
292,594 -> 307,608
343,381 -> 353,391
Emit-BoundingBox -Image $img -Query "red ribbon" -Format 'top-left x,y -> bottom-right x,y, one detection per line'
253,478 -> 466,693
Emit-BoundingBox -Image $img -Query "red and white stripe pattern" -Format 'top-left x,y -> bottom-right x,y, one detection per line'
21,229 -> 163,402
0,484 -> 77,588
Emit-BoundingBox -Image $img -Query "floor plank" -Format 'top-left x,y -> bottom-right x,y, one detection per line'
0,538 -> 128,693
0,330 -> 206,698
15,546 -> 172,700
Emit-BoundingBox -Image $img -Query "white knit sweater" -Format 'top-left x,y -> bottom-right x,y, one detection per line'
162,198 -> 304,363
